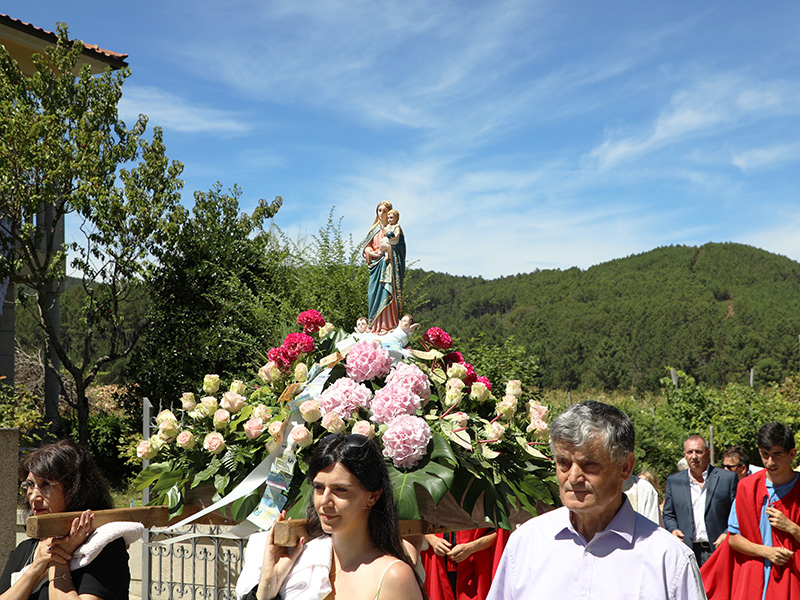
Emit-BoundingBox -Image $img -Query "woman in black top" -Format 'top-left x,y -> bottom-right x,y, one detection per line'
0,440 -> 130,600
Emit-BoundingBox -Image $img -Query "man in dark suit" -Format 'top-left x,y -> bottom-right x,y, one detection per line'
663,434 -> 738,566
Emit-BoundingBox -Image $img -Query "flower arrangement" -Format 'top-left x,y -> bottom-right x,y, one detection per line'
134,315 -> 558,529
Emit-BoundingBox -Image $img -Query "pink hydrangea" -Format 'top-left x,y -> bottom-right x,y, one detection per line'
385,362 -> 431,403
382,415 -> 432,469
370,383 -> 422,425
422,327 -> 452,350
318,377 -> 373,420
345,340 -> 392,382
297,310 -> 326,334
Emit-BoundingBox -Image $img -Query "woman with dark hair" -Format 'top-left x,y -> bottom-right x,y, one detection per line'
237,434 -> 425,600
0,440 -> 131,600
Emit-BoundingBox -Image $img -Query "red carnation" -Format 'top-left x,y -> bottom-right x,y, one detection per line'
422,327 -> 452,350
297,310 -> 326,334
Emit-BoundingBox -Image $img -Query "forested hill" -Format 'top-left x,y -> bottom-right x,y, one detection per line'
407,242 -> 800,391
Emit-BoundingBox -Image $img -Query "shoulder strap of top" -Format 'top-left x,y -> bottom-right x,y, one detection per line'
374,559 -> 404,600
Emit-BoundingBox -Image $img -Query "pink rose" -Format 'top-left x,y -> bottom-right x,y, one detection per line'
495,396 -> 518,420
528,401 -> 549,421
203,432 -> 226,454
176,430 -> 196,449
290,425 -> 314,448
381,415 -> 432,469
213,409 -> 231,429
352,420 -> 375,439
322,411 -> 346,434
258,361 -> 281,383
484,422 -> 506,442
506,380 -> 522,399
297,310 -> 326,334
370,383 -> 422,425
443,411 -> 469,428
221,391 -> 246,413
180,392 -> 197,411
243,417 -> 265,440
253,404 -> 272,421
295,363 -> 309,382
422,327 -> 452,350
158,418 -> 180,440
345,340 -> 393,382
318,377 -> 373,420
155,409 -> 177,425
299,400 -> 322,423
268,420 -> 284,436
385,362 -> 431,403
136,439 -> 159,460
526,418 -> 549,437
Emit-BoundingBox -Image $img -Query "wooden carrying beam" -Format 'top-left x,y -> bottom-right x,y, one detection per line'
273,519 -> 450,547
27,506 -> 170,538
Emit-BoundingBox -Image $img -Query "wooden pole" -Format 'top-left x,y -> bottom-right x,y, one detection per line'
27,506 -> 170,538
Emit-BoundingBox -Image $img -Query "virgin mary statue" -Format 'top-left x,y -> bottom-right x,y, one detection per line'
362,201 -> 406,334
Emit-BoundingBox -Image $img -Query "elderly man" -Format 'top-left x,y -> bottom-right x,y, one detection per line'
663,435 -> 738,566
487,401 -> 705,600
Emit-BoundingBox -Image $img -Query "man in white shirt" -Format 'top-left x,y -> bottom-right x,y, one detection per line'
487,401 -> 705,600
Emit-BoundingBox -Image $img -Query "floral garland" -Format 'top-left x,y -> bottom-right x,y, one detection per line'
134,311 -> 558,529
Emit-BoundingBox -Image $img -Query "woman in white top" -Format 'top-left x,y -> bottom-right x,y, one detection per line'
241,434 -> 425,600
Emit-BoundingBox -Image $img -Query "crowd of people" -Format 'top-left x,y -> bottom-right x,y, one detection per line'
4,404 -> 799,600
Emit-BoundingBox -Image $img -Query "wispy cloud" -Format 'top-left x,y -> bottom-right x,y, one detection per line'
584,75 -> 800,171
118,86 -> 252,135
731,143 -> 800,173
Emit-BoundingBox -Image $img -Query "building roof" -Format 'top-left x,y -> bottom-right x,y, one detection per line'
0,13 -> 128,75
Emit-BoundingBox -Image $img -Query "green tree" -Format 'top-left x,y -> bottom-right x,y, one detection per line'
0,25 -> 185,444
127,185 -> 291,406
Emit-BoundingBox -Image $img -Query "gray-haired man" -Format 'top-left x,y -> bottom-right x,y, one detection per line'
487,401 -> 706,600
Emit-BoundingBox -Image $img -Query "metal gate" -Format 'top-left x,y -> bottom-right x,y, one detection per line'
141,524 -> 246,600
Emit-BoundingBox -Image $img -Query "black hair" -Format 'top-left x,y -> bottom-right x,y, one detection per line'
757,422 -> 795,452
305,434 -> 426,598
19,439 -> 113,512
722,445 -> 750,468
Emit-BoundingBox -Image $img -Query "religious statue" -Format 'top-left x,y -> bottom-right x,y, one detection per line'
362,201 -> 406,334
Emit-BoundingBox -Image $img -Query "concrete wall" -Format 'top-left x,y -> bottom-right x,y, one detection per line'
0,429 -> 19,568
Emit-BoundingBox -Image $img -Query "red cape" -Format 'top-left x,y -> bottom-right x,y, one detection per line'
421,529 -> 510,600
701,470 -> 800,600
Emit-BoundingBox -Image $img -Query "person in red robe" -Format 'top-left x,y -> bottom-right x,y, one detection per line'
421,529 -> 509,600
701,422 -> 800,600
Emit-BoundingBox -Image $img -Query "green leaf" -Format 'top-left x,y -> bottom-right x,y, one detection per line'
150,470 -> 184,494
193,458 -> 220,485
431,431 -> 459,465
388,460 -> 454,519
132,462 -> 172,491
229,490 -> 262,521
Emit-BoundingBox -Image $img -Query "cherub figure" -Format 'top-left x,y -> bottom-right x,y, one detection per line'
355,317 -> 368,334
380,209 -> 402,263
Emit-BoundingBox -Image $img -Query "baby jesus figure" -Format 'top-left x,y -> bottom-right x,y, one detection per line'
379,209 -> 402,263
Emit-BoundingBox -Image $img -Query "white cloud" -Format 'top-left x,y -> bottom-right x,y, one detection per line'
731,143 -> 800,173
118,87 -> 251,135
584,75 -> 800,171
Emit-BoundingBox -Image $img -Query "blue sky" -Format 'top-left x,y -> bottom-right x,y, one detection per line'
5,1 -> 800,278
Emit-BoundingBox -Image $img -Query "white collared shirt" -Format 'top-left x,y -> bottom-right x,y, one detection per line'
487,498 -> 706,600
689,465 -> 711,542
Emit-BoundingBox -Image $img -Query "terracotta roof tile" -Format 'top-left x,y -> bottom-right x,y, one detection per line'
0,13 -> 128,69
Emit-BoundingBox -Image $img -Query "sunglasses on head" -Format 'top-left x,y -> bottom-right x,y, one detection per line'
320,433 -> 371,449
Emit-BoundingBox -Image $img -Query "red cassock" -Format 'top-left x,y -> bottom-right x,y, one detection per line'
701,470 -> 800,600
421,529 -> 510,600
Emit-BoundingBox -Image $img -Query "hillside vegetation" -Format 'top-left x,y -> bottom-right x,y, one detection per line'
408,242 -> 800,391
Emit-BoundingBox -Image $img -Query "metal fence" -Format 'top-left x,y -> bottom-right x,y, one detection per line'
142,525 -> 246,600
